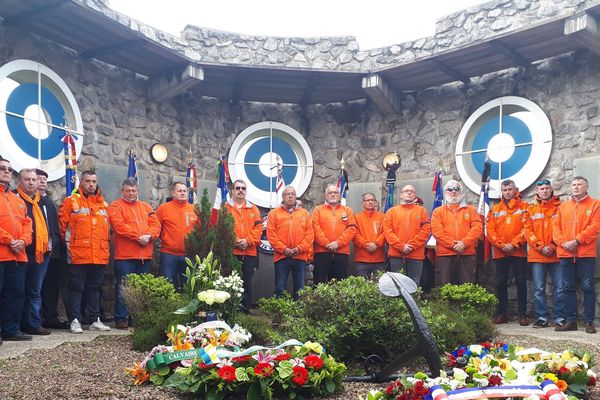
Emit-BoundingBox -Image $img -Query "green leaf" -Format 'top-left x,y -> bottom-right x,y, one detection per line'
235,367 -> 250,382
158,366 -> 171,376
505,369 -> 518,381
185,257 -> 194,268
246,382 -> 262,400
149,374 -> 165,385
173,298 -> 200,314
325,380 -> 336,393
276,360 -> 293,379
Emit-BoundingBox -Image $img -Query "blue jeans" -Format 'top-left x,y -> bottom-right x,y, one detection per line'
21,254 -> 50,330
531,262 -> 562,322
560,257 -> 596,323
274,258 -> 305,300
159,252 -> 188,291
66,264 -> 105,322
114,259 -> 152,323
389,257 -> 423,286
237,255 -> 257,311
495,256 -> 527,316
0,261 -> 26,337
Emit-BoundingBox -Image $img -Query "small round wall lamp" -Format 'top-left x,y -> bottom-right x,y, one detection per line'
150,143 -> 168,163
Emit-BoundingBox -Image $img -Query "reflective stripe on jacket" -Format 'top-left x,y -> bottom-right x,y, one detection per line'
431,203 -> 483,256
156,200 -> 198,256
267,206 -> 313,263
59,187 -> 110,265
108,198 -> 161,261
383,203 -> 430,260
225,199 -> 263,257
312,203 -> 356,255
553,194 -> 600,258
0,185 -> 32,262
486,192 -> 528,259
524,195 -> 560,263
353,209 -> 386,263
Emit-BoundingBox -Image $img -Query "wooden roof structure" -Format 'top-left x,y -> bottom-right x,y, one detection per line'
1,0 -> 600,109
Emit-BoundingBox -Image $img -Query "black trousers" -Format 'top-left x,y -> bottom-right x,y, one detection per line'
313,253 -> 348,284
236,255 -> 257,311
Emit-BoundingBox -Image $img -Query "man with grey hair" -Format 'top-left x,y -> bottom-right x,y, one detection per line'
353,192 -> 386,278
108,178 -> 161,329
431,180 -> 483,285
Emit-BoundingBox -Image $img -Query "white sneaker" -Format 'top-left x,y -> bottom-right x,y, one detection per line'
70,319 -> 83,334
89,318 -> 111,331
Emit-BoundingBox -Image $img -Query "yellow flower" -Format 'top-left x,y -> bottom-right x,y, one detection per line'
125,362 -> 150,385
544,373 -> 558,382
303,341 -> 323,355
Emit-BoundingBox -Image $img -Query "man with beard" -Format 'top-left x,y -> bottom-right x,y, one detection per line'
431,180 -> 483,286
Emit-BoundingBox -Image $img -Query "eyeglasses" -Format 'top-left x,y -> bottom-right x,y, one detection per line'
446,187 -> 461,192
536,179 -> 551,186
0,166 -> 13,173
234,186 -> 246,191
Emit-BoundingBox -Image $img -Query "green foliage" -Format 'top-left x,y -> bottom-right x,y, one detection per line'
436,283 -> 498,317
123,273 -> 179,304
131,302 -> 186,351
185,189 -> 241,276
235,313 -> 285,346
259,277 -> 494,364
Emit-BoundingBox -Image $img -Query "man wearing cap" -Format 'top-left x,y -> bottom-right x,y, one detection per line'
108,178 -> 161,329
487,179 -> 529,326
225,179 -> 263,313
383,185 -> 431,285
354,192 -> 386,278
0,158 -> 33,342
524,178 -> 561,329
312,184 -> 357,283
553,176 -> 600,334
431,180 -> 483,285
14,168 -> 52,336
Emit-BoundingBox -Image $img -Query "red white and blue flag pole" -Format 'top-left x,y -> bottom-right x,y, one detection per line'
210,154 -> 230,225
186,161 -> 198,205
337,158 -> 349,206
61,129 -> 79,197
478,156 -> 492,262
275,156 -> 285,196
127,148 -> 138,182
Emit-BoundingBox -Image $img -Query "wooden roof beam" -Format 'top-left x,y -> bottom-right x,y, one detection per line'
81,39 -> 146,59
489,39 -> 530,68
3,1 -> 67,25
148,64 -> 204,103
361,74 -> 400,114
300,73 -> 320,106
231,68 -> 247,104
565,12 -> 600,57
430,59 -> 470,85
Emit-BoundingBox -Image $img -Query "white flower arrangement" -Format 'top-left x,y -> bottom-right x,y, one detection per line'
197,289 -> 231,305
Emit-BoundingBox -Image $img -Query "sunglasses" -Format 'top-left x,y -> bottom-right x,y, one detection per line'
446,187 -> 461,192
0,166 -> 14,173
234,186 -> 247,191
536,179 -> 551,186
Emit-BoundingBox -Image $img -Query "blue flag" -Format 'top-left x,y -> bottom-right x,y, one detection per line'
127,149 -> 138,182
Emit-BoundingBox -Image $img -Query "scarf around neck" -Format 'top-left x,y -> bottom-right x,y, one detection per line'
17,186 -> 49,263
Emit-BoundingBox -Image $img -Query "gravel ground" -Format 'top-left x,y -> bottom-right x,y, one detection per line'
0,333 -> 598,399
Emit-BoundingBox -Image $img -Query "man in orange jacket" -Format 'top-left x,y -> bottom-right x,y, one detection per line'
225,179 -> 263,313
0,158 -> 33,342
383,185 -> 431,285
353,192 -> 386,278
312,184 -> 357,284
553,176 -> 600,334
431,180 -> 483,286
487,179 -> 529,326
267,186 -> 313,299
524,179 -> 561,329
156,182 -> 198,290
108,178 -> 161,329
59,170 -> 111,334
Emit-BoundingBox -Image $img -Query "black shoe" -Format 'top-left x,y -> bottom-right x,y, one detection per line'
555,321 -> 578,332
586,323 -> 597,334
3,331 -> 33,341
532,319 -> 549,328
25,327 -> 51,335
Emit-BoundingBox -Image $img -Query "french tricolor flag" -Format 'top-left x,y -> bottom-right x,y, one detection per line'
210,155 -> 230,225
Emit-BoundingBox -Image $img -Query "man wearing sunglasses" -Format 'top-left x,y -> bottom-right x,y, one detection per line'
225,180 -> 263,313
487,179 -> 529,326
431,180 -> 483,286
0,158 -> 33,342
553,176 -> 600,334
524,179 -> 561,329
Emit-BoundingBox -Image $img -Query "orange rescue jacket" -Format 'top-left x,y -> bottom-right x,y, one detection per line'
312,203 -> 356,255
267,205 -> 314,263
225,199 -> 263,257
0,185 -> 32,262
353,210 -> 386,263
383,203 -> 431,260
553,194 -> 600,258
156,200 -> 198,256
59,187 -> 110,265
524,194 -> 560,263
431,203 -> 483,256
108,198 -> 161,261
486,192 -> 528,259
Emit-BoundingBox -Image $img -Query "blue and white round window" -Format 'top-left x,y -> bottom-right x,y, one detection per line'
455,96 -> 552,198
228,121 -> 313,208
0,59 -> 83,181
